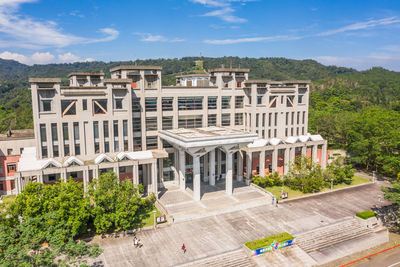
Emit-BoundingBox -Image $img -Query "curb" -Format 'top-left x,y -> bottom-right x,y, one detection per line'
279,182 -> 374,203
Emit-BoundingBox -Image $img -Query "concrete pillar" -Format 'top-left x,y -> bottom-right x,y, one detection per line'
133,162 -> 139,185
179,150 -> 186,191
237,151 -> 243,181
321,142 -> 327,168
204,153 -> 209,182
284,148 -> 290,175
193,156 -> 201,201
226,152 -> 233,195
16,173 -> 22,194
151,161 -> 158,197
246,152 -> 252,179
217,149 -> 222,176
38,172 -> 44,184
260,150 -> 265,177
290,147 -> 295,163
113,163 -> 120,180
209,149 -> 215,186
312,145 -> 318,163
302,145 -> 307,157
61,168 -> 67,182
158,158 -> 163,184
272,148 -> 278,172
83,168 -> 89,195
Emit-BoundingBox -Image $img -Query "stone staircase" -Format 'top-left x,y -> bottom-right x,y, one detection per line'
177,248 -> 255,267
296,218 -> 373,253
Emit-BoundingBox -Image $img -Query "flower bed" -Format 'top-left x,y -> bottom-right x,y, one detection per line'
245,232 -> 295,256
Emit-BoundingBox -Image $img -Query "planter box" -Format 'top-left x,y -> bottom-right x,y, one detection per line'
250,238 -> 296,256
356,216 -> 380,229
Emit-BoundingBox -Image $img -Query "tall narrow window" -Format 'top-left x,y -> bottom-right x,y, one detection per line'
208,96 -> 217,109
73,122 -> 80,155
162,97 -> 173,111
132,97 -> 141,112
103,121 -> 110,153
208,114 -> 217,126
93,121 -> 99,153
123,120 -> 128,151
113,120 -> 119,152
63,123 -> 69,156
235,96 -> 244,108
221,96 -> 231,109
40,124 -> 47,158
51,123 -> 59,157
82,99 -> 87,110
274,113 -> 278,127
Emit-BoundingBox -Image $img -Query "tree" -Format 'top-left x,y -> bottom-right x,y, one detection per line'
327,156 -> 355,185
88,171 -> 153,234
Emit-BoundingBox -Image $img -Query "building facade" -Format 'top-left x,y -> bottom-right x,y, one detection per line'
13,65 -> 327,200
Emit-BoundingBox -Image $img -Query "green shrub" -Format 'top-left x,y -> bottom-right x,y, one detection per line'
356,210 -> 376,220
245,232 -> 294,250
251,171 -> 282,188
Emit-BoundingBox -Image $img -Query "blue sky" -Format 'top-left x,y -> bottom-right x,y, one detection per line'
1,0 -> 400,70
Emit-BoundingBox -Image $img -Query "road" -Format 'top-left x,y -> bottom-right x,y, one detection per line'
351,245 -> 400,267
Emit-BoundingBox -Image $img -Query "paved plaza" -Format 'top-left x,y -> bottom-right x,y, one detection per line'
88,183 -> 389,266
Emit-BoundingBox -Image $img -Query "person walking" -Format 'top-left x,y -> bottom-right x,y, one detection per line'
134,237 -> 138,248
276,199 -> 279,208
181,243 -> 186,254
271,196 -> 275,205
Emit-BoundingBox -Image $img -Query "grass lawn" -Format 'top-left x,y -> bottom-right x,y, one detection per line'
265,175 -> 371,200
141,208 -> 164,227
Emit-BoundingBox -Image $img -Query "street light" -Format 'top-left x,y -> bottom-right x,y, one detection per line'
153,210 -> 156,229
331,179 -> 333,191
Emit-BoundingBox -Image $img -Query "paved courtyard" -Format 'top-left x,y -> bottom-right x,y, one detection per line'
89,183 -> 389,267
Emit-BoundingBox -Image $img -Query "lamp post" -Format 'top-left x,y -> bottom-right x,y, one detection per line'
153,210 -> 156,229
372,171 -> 376,183
331,178 -> 333,191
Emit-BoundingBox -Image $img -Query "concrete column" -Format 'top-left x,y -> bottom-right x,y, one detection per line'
284,148 -> 290,175
226,152 -> 233,195
158,158 -> 163,184
259,150 -> 265,177
38,172 -> 44,184
312,145 -> 318,163
83,167 -> 89,195
246,152 -> 252,179
174,149 -> 179,182
237,151 -> 243,181
93,165 -> 99,179
217,149 -> 222,176
204,153 -> 209,182
290,147 -> 296,163
133,162 -> 139,185
16,173 -> 22,194
193,156 -> 201,201
321,142 -> 327,168
179,150 -> 186,191
113,163 -> 120,181
272,148 -> 278,172
301,145 -> 307,157
151,161 -> 158,197
209,149 -> 215,186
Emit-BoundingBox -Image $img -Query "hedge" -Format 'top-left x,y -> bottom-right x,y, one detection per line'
245,232 -> 294,250
356,210 -> 376,220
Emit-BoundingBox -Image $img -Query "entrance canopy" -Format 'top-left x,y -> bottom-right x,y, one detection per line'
159,126 -> 258,156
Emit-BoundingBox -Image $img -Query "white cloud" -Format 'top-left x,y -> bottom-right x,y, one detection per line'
135,33 -> 185,43
315,54 -> 400,71
190,0 -> 252,23
317,17 -> 400,36
0,0 -> 119,49
0,51 -> 94,65
204,35 -> 301,44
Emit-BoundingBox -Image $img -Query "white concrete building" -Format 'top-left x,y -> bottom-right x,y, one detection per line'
13,65 -> 327,200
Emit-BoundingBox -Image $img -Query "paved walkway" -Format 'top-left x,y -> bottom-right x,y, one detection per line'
88,183 -> 389,267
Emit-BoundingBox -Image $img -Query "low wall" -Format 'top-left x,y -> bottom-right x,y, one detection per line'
244,238 -> 296,256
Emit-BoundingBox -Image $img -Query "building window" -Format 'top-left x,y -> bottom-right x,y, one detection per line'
61,100 -> 77,116
82,99 -> 87,110
162,116 -> 173,130
286,112 -> 289,125
208,114 -> 216,126
221,96 -> 231,109
40,124 -> 47,158
7,163 -> 16,174
73,122 -> 80,155
297,112 -> 300,124
133,117 -> 141,132
268,113 -> 272,127
269,96 -> 277,108
10,180 -> 15,190
114,98 -> 123,110
178,97 -> 203,110
132,97 -> 141,112
287,95 -> 294,107
63,123 -> 69,156
162,97 -> 173,111
298,95 -> 304,104
93,99 -> 107,115
41,100 -> 52,112
7,149 -> 12,156
302,111 -> 306,124
235,113 -> 243,125
208,96 -> 217,110
51,123 -> 59,157
145,97 -> 157,112
93,121 -> 100,153
146,117 -> 158,131
113,120 -> 119,152
274,113 -> 278,127
146,136 -> 158,149
257,95 -> 263,105
123,120 -> 128,151
178,115 -> 202,128
291,112 -> 295,125
235,96 -> 244,108
237,81 -> 242,88
0,182 -> 3,191
162,140 -> 173,148
0,165 -> 3,175
103,121 -> 110,153
222,114 -> 230,126
133,137 -> 142,151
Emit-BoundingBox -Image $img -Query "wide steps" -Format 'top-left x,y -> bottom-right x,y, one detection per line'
296,218 -> 373,253
181,249 -> 254,267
